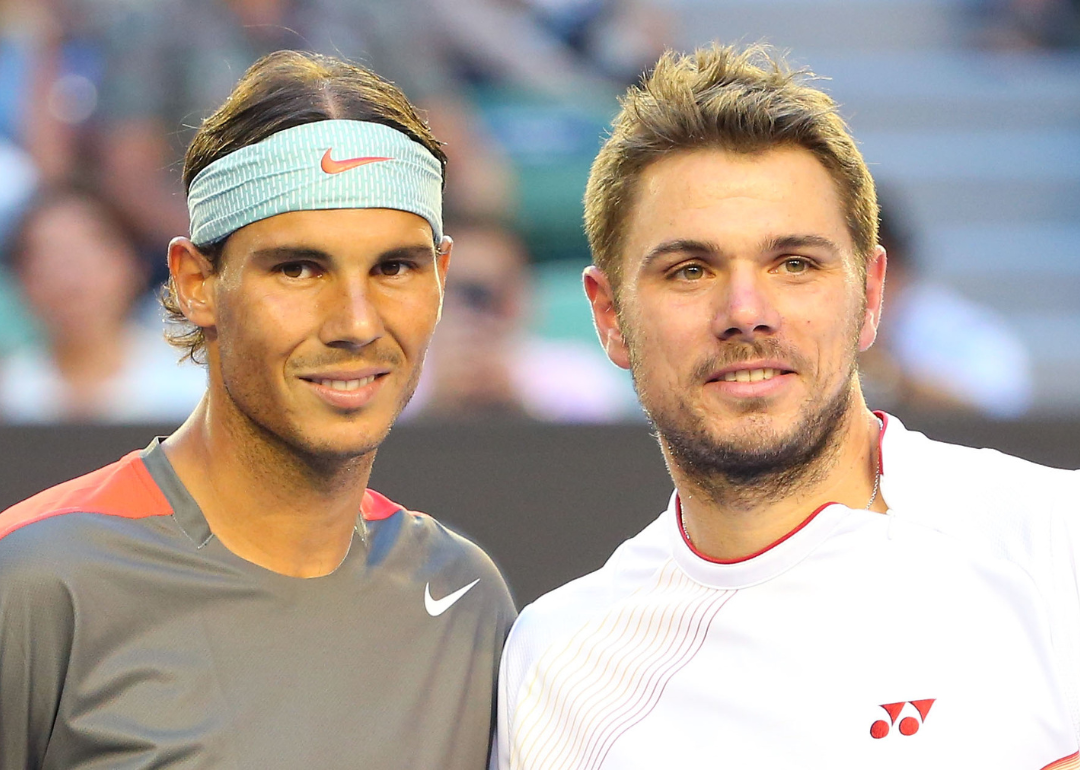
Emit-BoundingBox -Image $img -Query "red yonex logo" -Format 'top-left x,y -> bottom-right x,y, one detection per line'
870,699 -> 935,739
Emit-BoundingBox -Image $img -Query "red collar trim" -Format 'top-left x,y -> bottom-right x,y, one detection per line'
675,495 -> 833,565
873,410 -> 889,476
675,412 -> 887,564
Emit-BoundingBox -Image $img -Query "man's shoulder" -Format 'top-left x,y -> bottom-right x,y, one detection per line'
363,490 -> 515,612
882,415 -> 1080,575
508,512 -> 671,656
365,490 -> 494,566
897,420 -> 1073,474
0,450 -> 173,545
0,451 -> 174,609
884,415 -> 1079,507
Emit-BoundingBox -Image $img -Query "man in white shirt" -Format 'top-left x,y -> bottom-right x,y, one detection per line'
494,43 -> 1080,770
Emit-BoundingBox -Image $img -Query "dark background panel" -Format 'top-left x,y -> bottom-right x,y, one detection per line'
1,416 -> 1078,605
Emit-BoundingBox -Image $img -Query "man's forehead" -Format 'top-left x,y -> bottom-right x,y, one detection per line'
222,208 -> 436,263
637,146 -> 843,208
240,208 -> 432,243
623,146 -> 854,260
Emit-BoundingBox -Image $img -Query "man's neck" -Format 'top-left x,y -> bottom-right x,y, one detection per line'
162,397 -> 374,578
672,407 -> 884,562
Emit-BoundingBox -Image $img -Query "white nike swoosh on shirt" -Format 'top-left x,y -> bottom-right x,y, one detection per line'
424,578 -> 480,617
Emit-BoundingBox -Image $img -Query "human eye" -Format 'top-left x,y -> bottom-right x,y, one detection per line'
374,259 -> 416,277
777,257 -> 813,275
276,261 -> 320,279
670,262 -> 707,281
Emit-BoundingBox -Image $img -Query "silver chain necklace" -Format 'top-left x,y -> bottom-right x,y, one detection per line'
865,450 -> 881,510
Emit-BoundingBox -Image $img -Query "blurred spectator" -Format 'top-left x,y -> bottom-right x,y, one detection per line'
0,0 -> 102,185
428,0 -> 672,95
859,195 -> 1034,418
93,0 -> 517,281
0,0 -> 115,360
406,216 -> 636,421
0,0 -> 107,243
971,0 -> 1080,48
0,184 -> 204,422
516,0 -> 672,85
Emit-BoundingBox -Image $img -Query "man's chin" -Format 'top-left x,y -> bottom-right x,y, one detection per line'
307,423 -> 388,456
285,437 -> 379,473
684,409 -> 794,453
664,426 -> 811,485
655,383 -> 856,490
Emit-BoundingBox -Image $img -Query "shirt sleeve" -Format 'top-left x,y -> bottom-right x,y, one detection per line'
491,640 -> 512,770
493,612 -> 536,770
1050,471 -> 1080,737
0,534 -> 76,770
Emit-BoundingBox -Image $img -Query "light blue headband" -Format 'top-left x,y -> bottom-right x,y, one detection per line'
187,120 -> 443,247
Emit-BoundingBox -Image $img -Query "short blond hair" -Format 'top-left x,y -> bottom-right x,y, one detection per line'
584,44 -> 878,293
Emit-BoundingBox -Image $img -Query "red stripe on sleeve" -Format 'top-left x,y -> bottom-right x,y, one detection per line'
0,452 -> 173,540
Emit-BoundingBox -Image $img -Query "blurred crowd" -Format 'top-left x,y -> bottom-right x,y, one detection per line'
972,0 -> 1080,48
0,0 -> 664,424
0,0 -> 1061,424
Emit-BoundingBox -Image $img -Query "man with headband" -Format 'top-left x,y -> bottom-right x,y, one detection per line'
0,51 -> 515,769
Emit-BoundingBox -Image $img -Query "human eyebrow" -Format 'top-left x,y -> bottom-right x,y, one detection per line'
250,246 -> 332,265
639,239 -> 721,270
376,244 -> 437,265
249,244 -> 436,268
759,234 -> 843,257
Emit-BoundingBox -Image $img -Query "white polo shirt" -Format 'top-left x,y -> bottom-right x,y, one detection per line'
495,415 -> 1080,770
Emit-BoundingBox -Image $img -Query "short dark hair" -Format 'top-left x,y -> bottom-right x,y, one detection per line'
163,50 -> 447,364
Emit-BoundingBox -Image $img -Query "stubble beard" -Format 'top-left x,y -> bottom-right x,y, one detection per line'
217,342 -> 422,487
627,329 -> 863,511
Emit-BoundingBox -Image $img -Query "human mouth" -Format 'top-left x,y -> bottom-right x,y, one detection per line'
708,361 -> 794,383
309,376 -> 378,392
717,367 -> 782,383
704,361 -> 796,399
298,369 -> 389,410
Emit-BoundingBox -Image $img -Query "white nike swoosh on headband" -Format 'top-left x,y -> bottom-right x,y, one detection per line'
425,578 -> 480,617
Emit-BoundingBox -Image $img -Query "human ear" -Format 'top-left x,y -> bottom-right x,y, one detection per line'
858,245 -> 887,352
434,235 -> 453,322
167,237 -> 217,330
583,266 -> 631,370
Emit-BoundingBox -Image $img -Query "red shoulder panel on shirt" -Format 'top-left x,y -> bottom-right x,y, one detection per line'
0,452 -> 173,541
361,489 -> 404,521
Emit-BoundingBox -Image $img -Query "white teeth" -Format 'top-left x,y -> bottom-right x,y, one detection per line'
721,368 -> 779,383
315,376 -> 376,391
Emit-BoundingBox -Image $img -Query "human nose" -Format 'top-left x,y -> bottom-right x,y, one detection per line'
318,275 -> 384,349
715,263 -> 780,341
